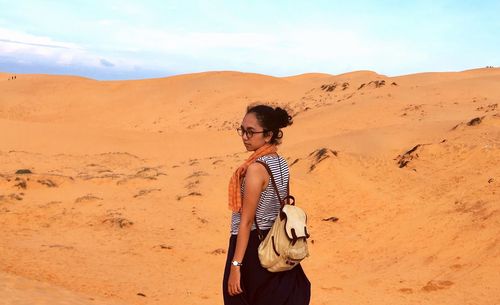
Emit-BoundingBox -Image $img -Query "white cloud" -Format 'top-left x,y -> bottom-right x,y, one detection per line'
0,27 -> 135,69
0,28 -> 80,50
85,22 -> 427,75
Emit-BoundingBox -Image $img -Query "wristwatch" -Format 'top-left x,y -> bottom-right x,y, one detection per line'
231,260 -> 243,267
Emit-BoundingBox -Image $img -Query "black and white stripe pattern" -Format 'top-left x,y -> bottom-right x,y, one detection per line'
230,155 -> 290,235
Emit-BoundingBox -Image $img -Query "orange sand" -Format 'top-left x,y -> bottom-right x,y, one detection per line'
0,68 -> 499,305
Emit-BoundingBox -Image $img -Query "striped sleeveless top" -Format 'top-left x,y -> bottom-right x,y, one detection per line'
230,155 -> 290,235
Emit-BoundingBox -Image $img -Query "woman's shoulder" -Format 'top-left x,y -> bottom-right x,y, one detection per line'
256,154 -> 287,163
245,162 -> 269,181
255,155 -> 289,170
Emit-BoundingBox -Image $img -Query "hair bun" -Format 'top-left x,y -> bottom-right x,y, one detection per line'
274,107 -> 293,129
245,104 -> 292,145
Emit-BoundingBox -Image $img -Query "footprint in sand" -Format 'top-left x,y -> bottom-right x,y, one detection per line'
135,167 -> 165,179
290,158 -> 300,167
37,179 -> 57,187
322,216 -> 339,222
176,192 -> 202,201
191,206 -> 208,224
421,280 -> 454,292
101,213 -> 133,228
185,171 -> 208,179
14,178 -> 27,189
185,180 -> 200,190
133,188 -> 162,198
155,244 -> 173,250
398,288 -> 413,294
0,193 -> 24,201
74,194 -> 103,203
210,248 -> 226,255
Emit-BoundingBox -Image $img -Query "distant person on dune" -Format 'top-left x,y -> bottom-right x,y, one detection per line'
223,105 -> 311,305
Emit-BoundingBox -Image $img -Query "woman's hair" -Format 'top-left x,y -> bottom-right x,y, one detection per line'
246,104 -> 293,145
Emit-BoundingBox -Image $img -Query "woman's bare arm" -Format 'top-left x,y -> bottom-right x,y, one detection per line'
228,163 -> 267,296
234,163 -> 267,261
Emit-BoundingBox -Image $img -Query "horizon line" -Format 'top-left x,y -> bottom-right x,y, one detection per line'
1,66 -> 498,82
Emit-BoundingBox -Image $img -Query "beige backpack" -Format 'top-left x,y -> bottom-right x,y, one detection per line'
255,161 -> 310,272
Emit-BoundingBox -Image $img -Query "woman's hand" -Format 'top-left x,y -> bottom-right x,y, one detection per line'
228,266 -> 243,296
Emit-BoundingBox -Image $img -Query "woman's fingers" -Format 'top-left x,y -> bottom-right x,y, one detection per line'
229,285 -> 237,296
228,267 -> 243,296
228,282 -> 243,296
235,283 -> 243,294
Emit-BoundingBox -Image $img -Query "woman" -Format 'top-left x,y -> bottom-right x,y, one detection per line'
223,105 -> 311,305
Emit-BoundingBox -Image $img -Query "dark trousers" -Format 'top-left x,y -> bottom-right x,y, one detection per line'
222,229 -> 311,305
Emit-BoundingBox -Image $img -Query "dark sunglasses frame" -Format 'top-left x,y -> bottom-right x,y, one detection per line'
236,127 -> 267,138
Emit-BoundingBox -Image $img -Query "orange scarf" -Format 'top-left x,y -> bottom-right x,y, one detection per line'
228,143 -> 277,212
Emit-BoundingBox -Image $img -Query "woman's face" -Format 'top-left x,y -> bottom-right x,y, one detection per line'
240,112 -> 272,151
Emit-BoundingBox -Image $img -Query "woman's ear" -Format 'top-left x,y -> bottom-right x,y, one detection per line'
264,131 -> 273,143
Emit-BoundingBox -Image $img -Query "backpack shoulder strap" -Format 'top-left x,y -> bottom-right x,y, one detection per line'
255,160 -> 283,205
253,159 -> 286,241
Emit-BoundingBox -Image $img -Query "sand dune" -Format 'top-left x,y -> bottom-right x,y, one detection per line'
0,68 -> 499,305
0,271 -> 123,305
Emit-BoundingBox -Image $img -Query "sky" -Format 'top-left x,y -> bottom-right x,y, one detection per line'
0,0 -> 499,80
